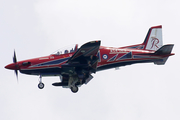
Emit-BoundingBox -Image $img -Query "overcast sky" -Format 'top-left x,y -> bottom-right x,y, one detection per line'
0,0 -> 179,120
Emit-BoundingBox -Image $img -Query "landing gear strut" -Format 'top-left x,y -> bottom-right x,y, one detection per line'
38,75 -> 44,89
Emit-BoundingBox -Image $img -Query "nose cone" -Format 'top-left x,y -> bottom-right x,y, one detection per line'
5,63 -> 16,70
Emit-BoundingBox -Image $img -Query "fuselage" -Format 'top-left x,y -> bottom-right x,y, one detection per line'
4,26 -> 175,93
5,45 -> 169,76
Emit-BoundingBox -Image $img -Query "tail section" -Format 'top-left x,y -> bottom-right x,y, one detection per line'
143,27 -> 174,65
120,25 -> 174,65
143,25 -> 163,51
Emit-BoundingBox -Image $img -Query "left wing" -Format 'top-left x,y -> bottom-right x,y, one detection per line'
53,41 -> 101,87
62,40 -> 101,73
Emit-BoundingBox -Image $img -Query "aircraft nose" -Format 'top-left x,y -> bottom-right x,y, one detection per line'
5,63 -> 16,70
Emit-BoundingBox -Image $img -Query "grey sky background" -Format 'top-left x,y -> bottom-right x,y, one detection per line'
0,0 -> 179,120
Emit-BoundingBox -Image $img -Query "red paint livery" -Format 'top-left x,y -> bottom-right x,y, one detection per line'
5,25 -> 174,93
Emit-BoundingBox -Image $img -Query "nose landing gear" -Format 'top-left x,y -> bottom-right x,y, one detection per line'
38,75 -> 44,89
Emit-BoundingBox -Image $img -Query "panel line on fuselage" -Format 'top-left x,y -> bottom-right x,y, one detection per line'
96,59 -> 154,71
29,57 -> 70,68
20,67 -> 62,76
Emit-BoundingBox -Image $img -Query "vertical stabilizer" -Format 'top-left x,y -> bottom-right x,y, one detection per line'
143,25 -> 163,51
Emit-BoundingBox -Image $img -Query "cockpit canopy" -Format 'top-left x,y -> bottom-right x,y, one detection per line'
52,44 -> 78,55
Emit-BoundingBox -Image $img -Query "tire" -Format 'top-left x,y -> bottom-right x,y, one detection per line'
70,86 -> 78,93
38,83 -> 44,89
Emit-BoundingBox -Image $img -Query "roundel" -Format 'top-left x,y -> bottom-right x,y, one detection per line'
102,54 -> 108,60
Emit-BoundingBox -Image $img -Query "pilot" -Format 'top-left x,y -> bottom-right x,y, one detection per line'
70,48 -> 74,53
64,50 -> 69,54
57,51 -> 60,55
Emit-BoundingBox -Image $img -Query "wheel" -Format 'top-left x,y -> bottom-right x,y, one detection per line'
38,83 -> 44,89
70,86 -> 78,93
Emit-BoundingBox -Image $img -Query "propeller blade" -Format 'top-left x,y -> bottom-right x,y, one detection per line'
13,50 -> 17,63
15,69 -> 18,80
13,50 -> 18,81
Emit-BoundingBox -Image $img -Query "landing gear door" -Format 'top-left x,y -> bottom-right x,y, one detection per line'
85,75 -> 93,84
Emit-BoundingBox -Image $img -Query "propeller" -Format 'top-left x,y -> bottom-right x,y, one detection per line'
13,50 -> 18,80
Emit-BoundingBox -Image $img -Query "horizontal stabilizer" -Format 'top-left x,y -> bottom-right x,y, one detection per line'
155,44 -> 174,55
154,57 -> 169,65
153,44 -> 174,65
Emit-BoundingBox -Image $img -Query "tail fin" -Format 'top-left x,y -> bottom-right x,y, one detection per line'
120,25 -> 163,50
143,25 -> 163,51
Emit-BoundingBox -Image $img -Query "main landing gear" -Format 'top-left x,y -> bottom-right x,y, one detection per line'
70,86 -> 79,93
36,75 -> 79,93
68,76 -> 79,93
38,75 -> 44,89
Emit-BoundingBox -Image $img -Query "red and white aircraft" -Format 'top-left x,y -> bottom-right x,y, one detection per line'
5,25 -> 174,93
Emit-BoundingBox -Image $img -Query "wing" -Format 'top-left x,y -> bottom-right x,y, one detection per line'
52,41 -> 101,87
62,40 -> 101,73
67,41 -> 100,63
